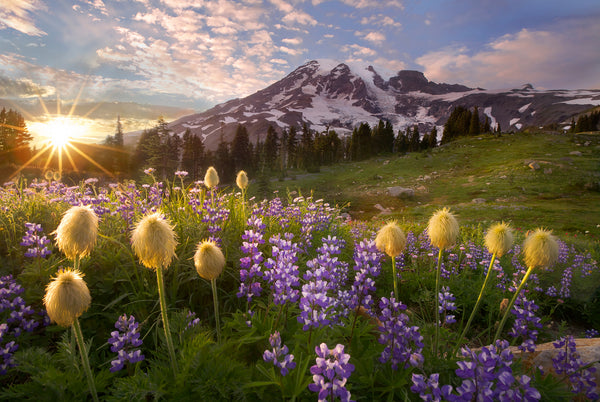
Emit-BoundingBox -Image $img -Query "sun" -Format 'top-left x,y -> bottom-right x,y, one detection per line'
40,115 -> 86,150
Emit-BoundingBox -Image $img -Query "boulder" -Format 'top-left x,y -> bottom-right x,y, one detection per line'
528,161 -> 540,170
387,186 -> 414,198
472,198 -> 487,204
570,151 -> 583,156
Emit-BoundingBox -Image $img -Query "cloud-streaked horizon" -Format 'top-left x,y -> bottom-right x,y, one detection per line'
1,0 -> 599,143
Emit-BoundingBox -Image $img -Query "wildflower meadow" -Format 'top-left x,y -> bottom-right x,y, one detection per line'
0,167 -> 599,401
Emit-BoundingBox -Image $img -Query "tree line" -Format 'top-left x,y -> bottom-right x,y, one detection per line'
570,110 -> 600,133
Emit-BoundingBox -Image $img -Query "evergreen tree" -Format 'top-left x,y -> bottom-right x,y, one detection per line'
394,129 -> 408,153
483,116 -> 491,133
299,123 -> 317,171
409,125 -> 420,151
0,108 -> 32,165
286,126 -> 298,169
215,134 -> 234,183
428,126 -> 438,148
263,125 -> 279,171
231,124 -> 251,172
469,106 -> 480,135
132,127 -> 161,174
181,129 -> 205,181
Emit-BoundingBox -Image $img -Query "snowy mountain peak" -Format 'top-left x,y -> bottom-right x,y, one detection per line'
164,61 -> 600,151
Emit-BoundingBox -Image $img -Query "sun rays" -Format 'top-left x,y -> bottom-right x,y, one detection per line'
7,86 -> 115,181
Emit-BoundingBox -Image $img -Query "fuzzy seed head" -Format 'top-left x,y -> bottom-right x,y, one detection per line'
204,166 -> 219,189
427,207 -> 459,250
236,170 -> 249,190
43,268 -> 91,327
375,221 -> 406,257
131,213 -> 177,270
484,222 -> 514,257
523,228 -> 559,269
194,240 -> 225,281
54,206 -> 98,260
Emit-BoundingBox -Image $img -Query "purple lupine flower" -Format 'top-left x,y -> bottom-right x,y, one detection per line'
200,193 -> 231,246
559,265 -> 573,299
438,286 -> 457,325
186,311 -> 200,330
411,340 -> 541,401
0,275 -> 44,375
584,328 -> 599,338
262,331 -> 296,376
264,233 -> 300,306
174,170 -> 188,178
509,294 -> 542,353
347,239 -> 383,312
552,335 -> 598,399
308,343 -> 355,402
108,314 -> 144,372
299,236 -> 349,329
20,222 -> 52,258
377,294 -> 424,370
237,216 -> 266,304
410,373 -> 455,402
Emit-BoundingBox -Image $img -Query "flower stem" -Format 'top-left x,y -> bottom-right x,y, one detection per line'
434,248 -> 443,357
156,265 -> 178,374
211,278 -> 221,344
453,252 -> 497,356
72,319 -> 99,402
392,256 -> 398,297
493,266 -> 534,343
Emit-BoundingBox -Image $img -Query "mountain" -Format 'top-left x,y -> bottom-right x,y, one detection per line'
166,59 -> 600,150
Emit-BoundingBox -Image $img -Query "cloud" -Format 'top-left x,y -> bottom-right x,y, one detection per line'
319,0 -> 404,9
0,75 -> 54,98
282,37 -> 303,45
360,14 -> 402,28
416,18 -> 600,90
0,0 -> 46,36
271,0 -> 317,26
361,31 -> 386,45
341,43 -> 376,58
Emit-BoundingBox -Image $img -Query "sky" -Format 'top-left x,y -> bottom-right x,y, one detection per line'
1,0 -> 599,143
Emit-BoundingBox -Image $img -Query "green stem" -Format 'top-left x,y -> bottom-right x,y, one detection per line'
434,248 -> 443,357
493,266 -> 534,343
72,319 -> 99,402
156,265 -> 178,374
211,278 -> 221,344
453,252 -> 497,356
392,256 -> 398,297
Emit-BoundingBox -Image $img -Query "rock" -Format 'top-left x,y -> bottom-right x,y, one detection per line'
387,186 -> 414,198
472,198 -> 486,204
528,161 -> 540,170
374,204 -> 391,214
510,338 -> 600,388
544,168 -> 553,174
383,160 -> 390,165
570,151 -> 582,156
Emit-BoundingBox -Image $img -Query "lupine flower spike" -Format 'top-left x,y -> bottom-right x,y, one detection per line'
375,221 -> 406,297
427,207 -> 458,357
43,269 -> 98,402
131,213 -> 178,373
494,228 -> 558,342
194,240 -> 226,343
455,222 -> 513,355
54,206 -> 98,270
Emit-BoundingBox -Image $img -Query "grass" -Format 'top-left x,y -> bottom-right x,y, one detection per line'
268,132 -> 600,248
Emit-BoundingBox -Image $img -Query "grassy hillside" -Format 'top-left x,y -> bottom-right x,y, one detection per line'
267,132 -> 600,247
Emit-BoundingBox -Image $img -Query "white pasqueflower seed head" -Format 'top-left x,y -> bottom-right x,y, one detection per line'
523,228 -> 559,269
375,221 -> 406,257
204,166 -> 219,189
427,207 -> 459,250
131,213 -> 177,270
236,170 -> 249,190
43,268 -> 91,327
54,205 -> 98,260
194,240 -> 225,280
485,222 -> 514,257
